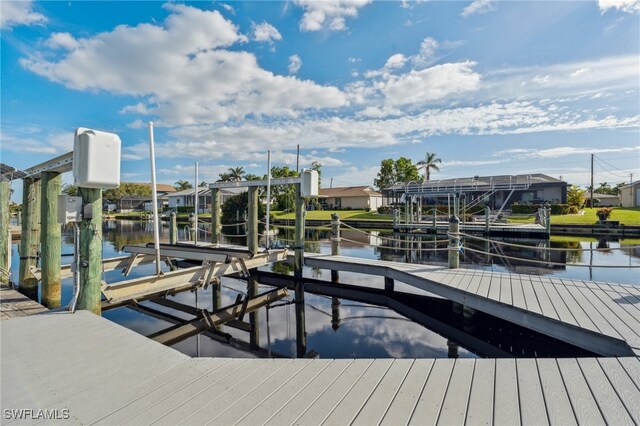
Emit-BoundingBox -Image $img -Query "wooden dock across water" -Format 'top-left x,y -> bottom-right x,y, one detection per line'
305,254 -> 640,357
0,285 -> 47,320
2,311 -> 639,425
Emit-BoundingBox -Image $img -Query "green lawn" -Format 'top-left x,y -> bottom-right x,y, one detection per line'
272,210 -> 393,221
508,207 -> 640,226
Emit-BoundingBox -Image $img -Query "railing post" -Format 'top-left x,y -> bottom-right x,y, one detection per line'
188,213 -> 196,243
545,207 -> 551,235
169,211 -> 177,244
76,187 -> 103,314
40,172 -> 61,308
330,213 -> 340,283
211,188 -> 221,246
18,177 -> 41,300
485,206 -> 490,234
247,187 -> 258,254
0,177 -> 10,285
432,207 -> 437,233
248,275 -> 260,349
448,211 -> 460,269
294,182 -> 306,358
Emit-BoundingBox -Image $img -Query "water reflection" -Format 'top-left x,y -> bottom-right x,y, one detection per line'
7,220 -> 638,361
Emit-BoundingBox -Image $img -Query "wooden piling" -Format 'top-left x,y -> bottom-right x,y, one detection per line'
76,188 -> 102,314
211,188 -> 221,246
294,183 -> 306,358
0,178 -> 10,285
169,211 -> 177,244
40,172 -> 61,308
384,276 -> 395,294
19,177 -> 41,300
331,213 -> 340,283
247,187 -> 258,254
188,213 -> 196,242
448,213 -> 460,269
485,206 -> 490,234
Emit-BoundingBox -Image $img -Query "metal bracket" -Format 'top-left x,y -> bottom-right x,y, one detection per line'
122,253 -> 140,276
27,265 -> 41,281
238,259 -> 251,278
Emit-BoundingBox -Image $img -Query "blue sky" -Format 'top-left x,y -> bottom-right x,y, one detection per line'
1,0 -> 639,202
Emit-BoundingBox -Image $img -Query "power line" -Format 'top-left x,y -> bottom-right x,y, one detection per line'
594,154 -> 638,173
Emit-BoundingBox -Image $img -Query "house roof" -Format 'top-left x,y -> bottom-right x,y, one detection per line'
168,187 -> 210,197
620,180 -> 640,189
585,193 -> 621,200
319,186 -> 381,198
386,173 -> 565,192
123,182 -> 176,193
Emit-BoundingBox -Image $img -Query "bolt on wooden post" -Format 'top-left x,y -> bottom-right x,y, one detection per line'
40,171 -> 62,308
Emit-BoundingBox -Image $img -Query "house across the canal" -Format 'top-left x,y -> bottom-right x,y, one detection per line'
384,173 -> 567,210
620,180 -> 640,207
319,186 -> 383,210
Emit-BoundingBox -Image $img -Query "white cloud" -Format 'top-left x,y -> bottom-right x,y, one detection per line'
21,4 -> 346,126
0,1 -> 46,29
44,33 -> 79,50
382,61 -> 481,106
220,3 -> 235,14
295,0 -> 372,32
288,54 -> 302,74
0,128 -> 73,156
348,57 -> 361,63
461,0 -> 494,17
252,22 -> 282,43
411,37 -> 439,68
384,54 -> 407,70
599,0 -> 640,13
494,146 -> 640,159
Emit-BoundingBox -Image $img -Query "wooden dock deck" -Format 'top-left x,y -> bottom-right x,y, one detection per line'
0,285 -> 47,320
304,254 -> 640,357
2,311 -> 639,425
393,221 -> 548,237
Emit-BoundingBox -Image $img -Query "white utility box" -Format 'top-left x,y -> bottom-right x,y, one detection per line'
73,127 -> 121,189
300,169 -> 319,197
58,195 -> 83,224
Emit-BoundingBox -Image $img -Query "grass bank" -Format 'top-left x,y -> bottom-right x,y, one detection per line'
272,210 -> 393,221
508,207 -> 640,226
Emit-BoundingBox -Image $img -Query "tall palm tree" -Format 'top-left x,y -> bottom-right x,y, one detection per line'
217,173 -> 232,182
228,166 -> 245,182
174,180 -> 192,191
417,152 -> 441,181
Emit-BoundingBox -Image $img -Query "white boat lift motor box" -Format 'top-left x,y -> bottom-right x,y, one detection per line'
300,169 -> 319,197
73,127 -> 121,189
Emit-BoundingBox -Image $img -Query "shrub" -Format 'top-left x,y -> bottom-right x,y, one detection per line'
597,208 -> 613,220
377,206 -> 392,214
568,205 -> 579,214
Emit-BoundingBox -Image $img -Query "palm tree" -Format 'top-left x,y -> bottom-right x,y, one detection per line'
217,173 -> 232,182
174,180 -> 192,191
417,152 -> 441,181
228,166 -> 245,182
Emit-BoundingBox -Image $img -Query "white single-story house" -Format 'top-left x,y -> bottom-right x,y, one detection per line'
168,187 -> 247,212
319,186 -> 383,210
620,180 -> 640,207
585,193 -> 621,207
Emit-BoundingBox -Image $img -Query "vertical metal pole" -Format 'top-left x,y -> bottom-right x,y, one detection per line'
265,150 -> 271,249
331,213 -> 340,283
211,188 -> 220,246
448,208 -> 460,269
432,207 -> 437,233
19,177 -> 40,300
248,275 -> 260,349
294,183 -> 306,358
148,122 -> 162,276
590,153 -> 594,209
169,211 -> 177,244
485,206 -> 490,234
247,187 -> 258,254
194,162 -> 199,244
0,178 -> 10,285
76,187 -> 102,314
40,172 -> 61,308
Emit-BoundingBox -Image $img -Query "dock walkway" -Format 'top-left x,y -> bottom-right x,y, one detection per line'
0,285 -> 47,320
2,311 -> 639,425
305,255 -> 640,357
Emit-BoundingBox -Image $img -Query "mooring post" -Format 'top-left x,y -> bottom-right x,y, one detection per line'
40,172 -> 61,308
432,207 -> 437,233
0,177 -> 10,285
248,275 -> 260,349
447,340 -> 459,358
18,177 -> 41,300
331,297 -> 341,331
448,210 -> 460,269
545,207 -> 551,235
188,213 -> 196,243
247,187 -> 258,254
330,213 -> 340,283
384,276 -> 395,294
294,182 -> 306,358
76,187 -> 103,314
211,188 -> 221,246
169,211 -> 177,244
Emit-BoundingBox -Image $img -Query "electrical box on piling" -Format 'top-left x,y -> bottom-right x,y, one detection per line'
57,195 -> 82,224
73,128 -> 121,189
300,169 -> 319,197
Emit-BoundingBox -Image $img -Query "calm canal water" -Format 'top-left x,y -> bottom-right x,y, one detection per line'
8,220 -> 640,359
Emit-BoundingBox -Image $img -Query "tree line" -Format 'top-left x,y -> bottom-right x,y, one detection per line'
373,152 -> 441,191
